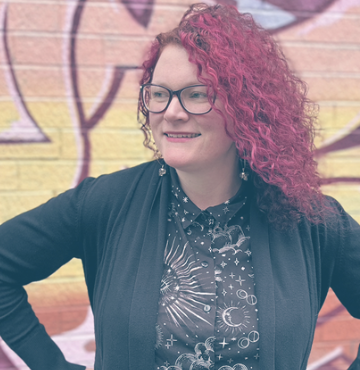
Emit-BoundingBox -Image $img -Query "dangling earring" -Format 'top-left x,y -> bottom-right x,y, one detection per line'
240,157 -> 249,181
159,165 -> 166,177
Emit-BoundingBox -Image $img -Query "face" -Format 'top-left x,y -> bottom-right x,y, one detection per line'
149,45 -> 237,175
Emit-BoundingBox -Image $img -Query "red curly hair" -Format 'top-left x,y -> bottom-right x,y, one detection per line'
138,3 -> 326,226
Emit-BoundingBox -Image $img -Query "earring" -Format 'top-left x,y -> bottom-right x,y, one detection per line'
240,158 -> 249,181
159,165 -> 167,177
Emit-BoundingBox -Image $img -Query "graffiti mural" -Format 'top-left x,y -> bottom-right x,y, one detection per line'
0,0 -> 359,369
0,5 -> 50,144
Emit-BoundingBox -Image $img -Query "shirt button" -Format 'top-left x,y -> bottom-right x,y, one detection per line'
201,261 -> 209,268
204,305 -> 211,312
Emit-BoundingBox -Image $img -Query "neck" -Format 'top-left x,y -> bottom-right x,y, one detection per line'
175,161 -> 242,210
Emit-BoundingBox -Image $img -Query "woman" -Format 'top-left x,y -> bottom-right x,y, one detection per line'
0,3 -> 359,370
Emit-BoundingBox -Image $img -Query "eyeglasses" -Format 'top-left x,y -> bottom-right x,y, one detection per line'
140,84 -> 214,115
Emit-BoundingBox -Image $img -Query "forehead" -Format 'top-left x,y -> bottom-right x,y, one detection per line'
152,45 -> 200,88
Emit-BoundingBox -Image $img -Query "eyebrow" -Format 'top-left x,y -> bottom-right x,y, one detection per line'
150,81 -> 202,88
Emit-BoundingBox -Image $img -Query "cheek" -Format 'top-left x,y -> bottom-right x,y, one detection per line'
212,124 -> 235,150
216,135 -> 234,150
210,102 -> 235,137
207,116 -> 233,142
148,113 -> 154,129
149,113 -> 161,131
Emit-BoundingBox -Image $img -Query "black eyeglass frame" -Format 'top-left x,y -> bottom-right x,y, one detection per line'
140,83 -> 215,115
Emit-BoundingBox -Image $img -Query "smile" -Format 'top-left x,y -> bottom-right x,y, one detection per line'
165,133 -> 201,138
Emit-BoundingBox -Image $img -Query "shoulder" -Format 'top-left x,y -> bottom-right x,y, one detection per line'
297,194 -> 356,232
76,160 -> 164,216
300,194 -> 360,272
320,195 -> 358,234
320,196 -> 360,318
87,160 -> 159,186
79,160 -> 160,198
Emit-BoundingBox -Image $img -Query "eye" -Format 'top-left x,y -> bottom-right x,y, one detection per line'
189,91 -> 208,99
183,86 -> 209,102
151,89 -> 169,100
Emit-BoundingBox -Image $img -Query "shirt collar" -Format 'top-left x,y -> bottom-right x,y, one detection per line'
169,166 -> 248,229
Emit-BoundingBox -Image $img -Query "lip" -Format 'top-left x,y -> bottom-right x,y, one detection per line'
164,132 -> 201,143
164,132 -> 201,138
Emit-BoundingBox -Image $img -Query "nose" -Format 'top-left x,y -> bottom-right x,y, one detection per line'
163,95 -> 189,123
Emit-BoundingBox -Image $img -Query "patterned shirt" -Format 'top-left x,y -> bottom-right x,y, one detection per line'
155,168 -> 260,370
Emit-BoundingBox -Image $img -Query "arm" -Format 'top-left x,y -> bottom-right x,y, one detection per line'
318,199 -> 360,369
0,179 -> 94,369
327,201 -> 360,319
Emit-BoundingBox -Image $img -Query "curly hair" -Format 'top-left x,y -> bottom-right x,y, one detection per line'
138,3 -> 327,227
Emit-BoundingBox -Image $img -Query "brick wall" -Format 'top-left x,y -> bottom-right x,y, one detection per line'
0,0 -> 359,369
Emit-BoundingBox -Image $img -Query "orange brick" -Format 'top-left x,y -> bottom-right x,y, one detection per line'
35,310 -> 62,336
148,6 -> 190,34
315,316 -> 360,342
277,12 -> 360,44
33,306 -> 89,336
103,38 -> 149,66
306,76 -> 360,101
11,67 -> 64,97
76,67 -> 113,98
74,3 -> 144,36
8,3 -> 61,32
12,35 -> 62,66
26,281 -> 89,308
59,307 -> 89,333
282,46 -> 360,73
318,290 -> 349,318
76,37 -> 105,67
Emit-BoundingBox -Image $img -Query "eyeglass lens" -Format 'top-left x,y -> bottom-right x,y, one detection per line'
142,85 -> 212,114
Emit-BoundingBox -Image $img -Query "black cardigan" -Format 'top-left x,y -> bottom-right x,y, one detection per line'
0,160 -> 360,370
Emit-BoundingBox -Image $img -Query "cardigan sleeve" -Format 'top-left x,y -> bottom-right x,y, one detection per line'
0,178 -> 95,370
323,198 -> 360,319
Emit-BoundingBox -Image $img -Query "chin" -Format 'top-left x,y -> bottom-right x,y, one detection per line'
162,154 -> 193,171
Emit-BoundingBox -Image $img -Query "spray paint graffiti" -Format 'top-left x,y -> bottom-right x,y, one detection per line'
1,0 -> 138,188
219,0 -> 337,31
63,0 -> 138,186
315,110 -> 360,184
0,4 -> 50,144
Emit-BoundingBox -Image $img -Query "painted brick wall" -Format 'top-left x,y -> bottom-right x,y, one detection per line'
0,0 -> 359,369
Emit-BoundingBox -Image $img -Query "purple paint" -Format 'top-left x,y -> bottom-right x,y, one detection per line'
68,0 -> 137,185
0,4 -> 50,144
121,0 -> 155,28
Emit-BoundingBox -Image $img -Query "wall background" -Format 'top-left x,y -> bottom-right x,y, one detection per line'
0,0 -> 359,369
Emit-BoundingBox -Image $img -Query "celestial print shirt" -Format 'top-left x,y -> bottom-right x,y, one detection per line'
155,168 -> 260,370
